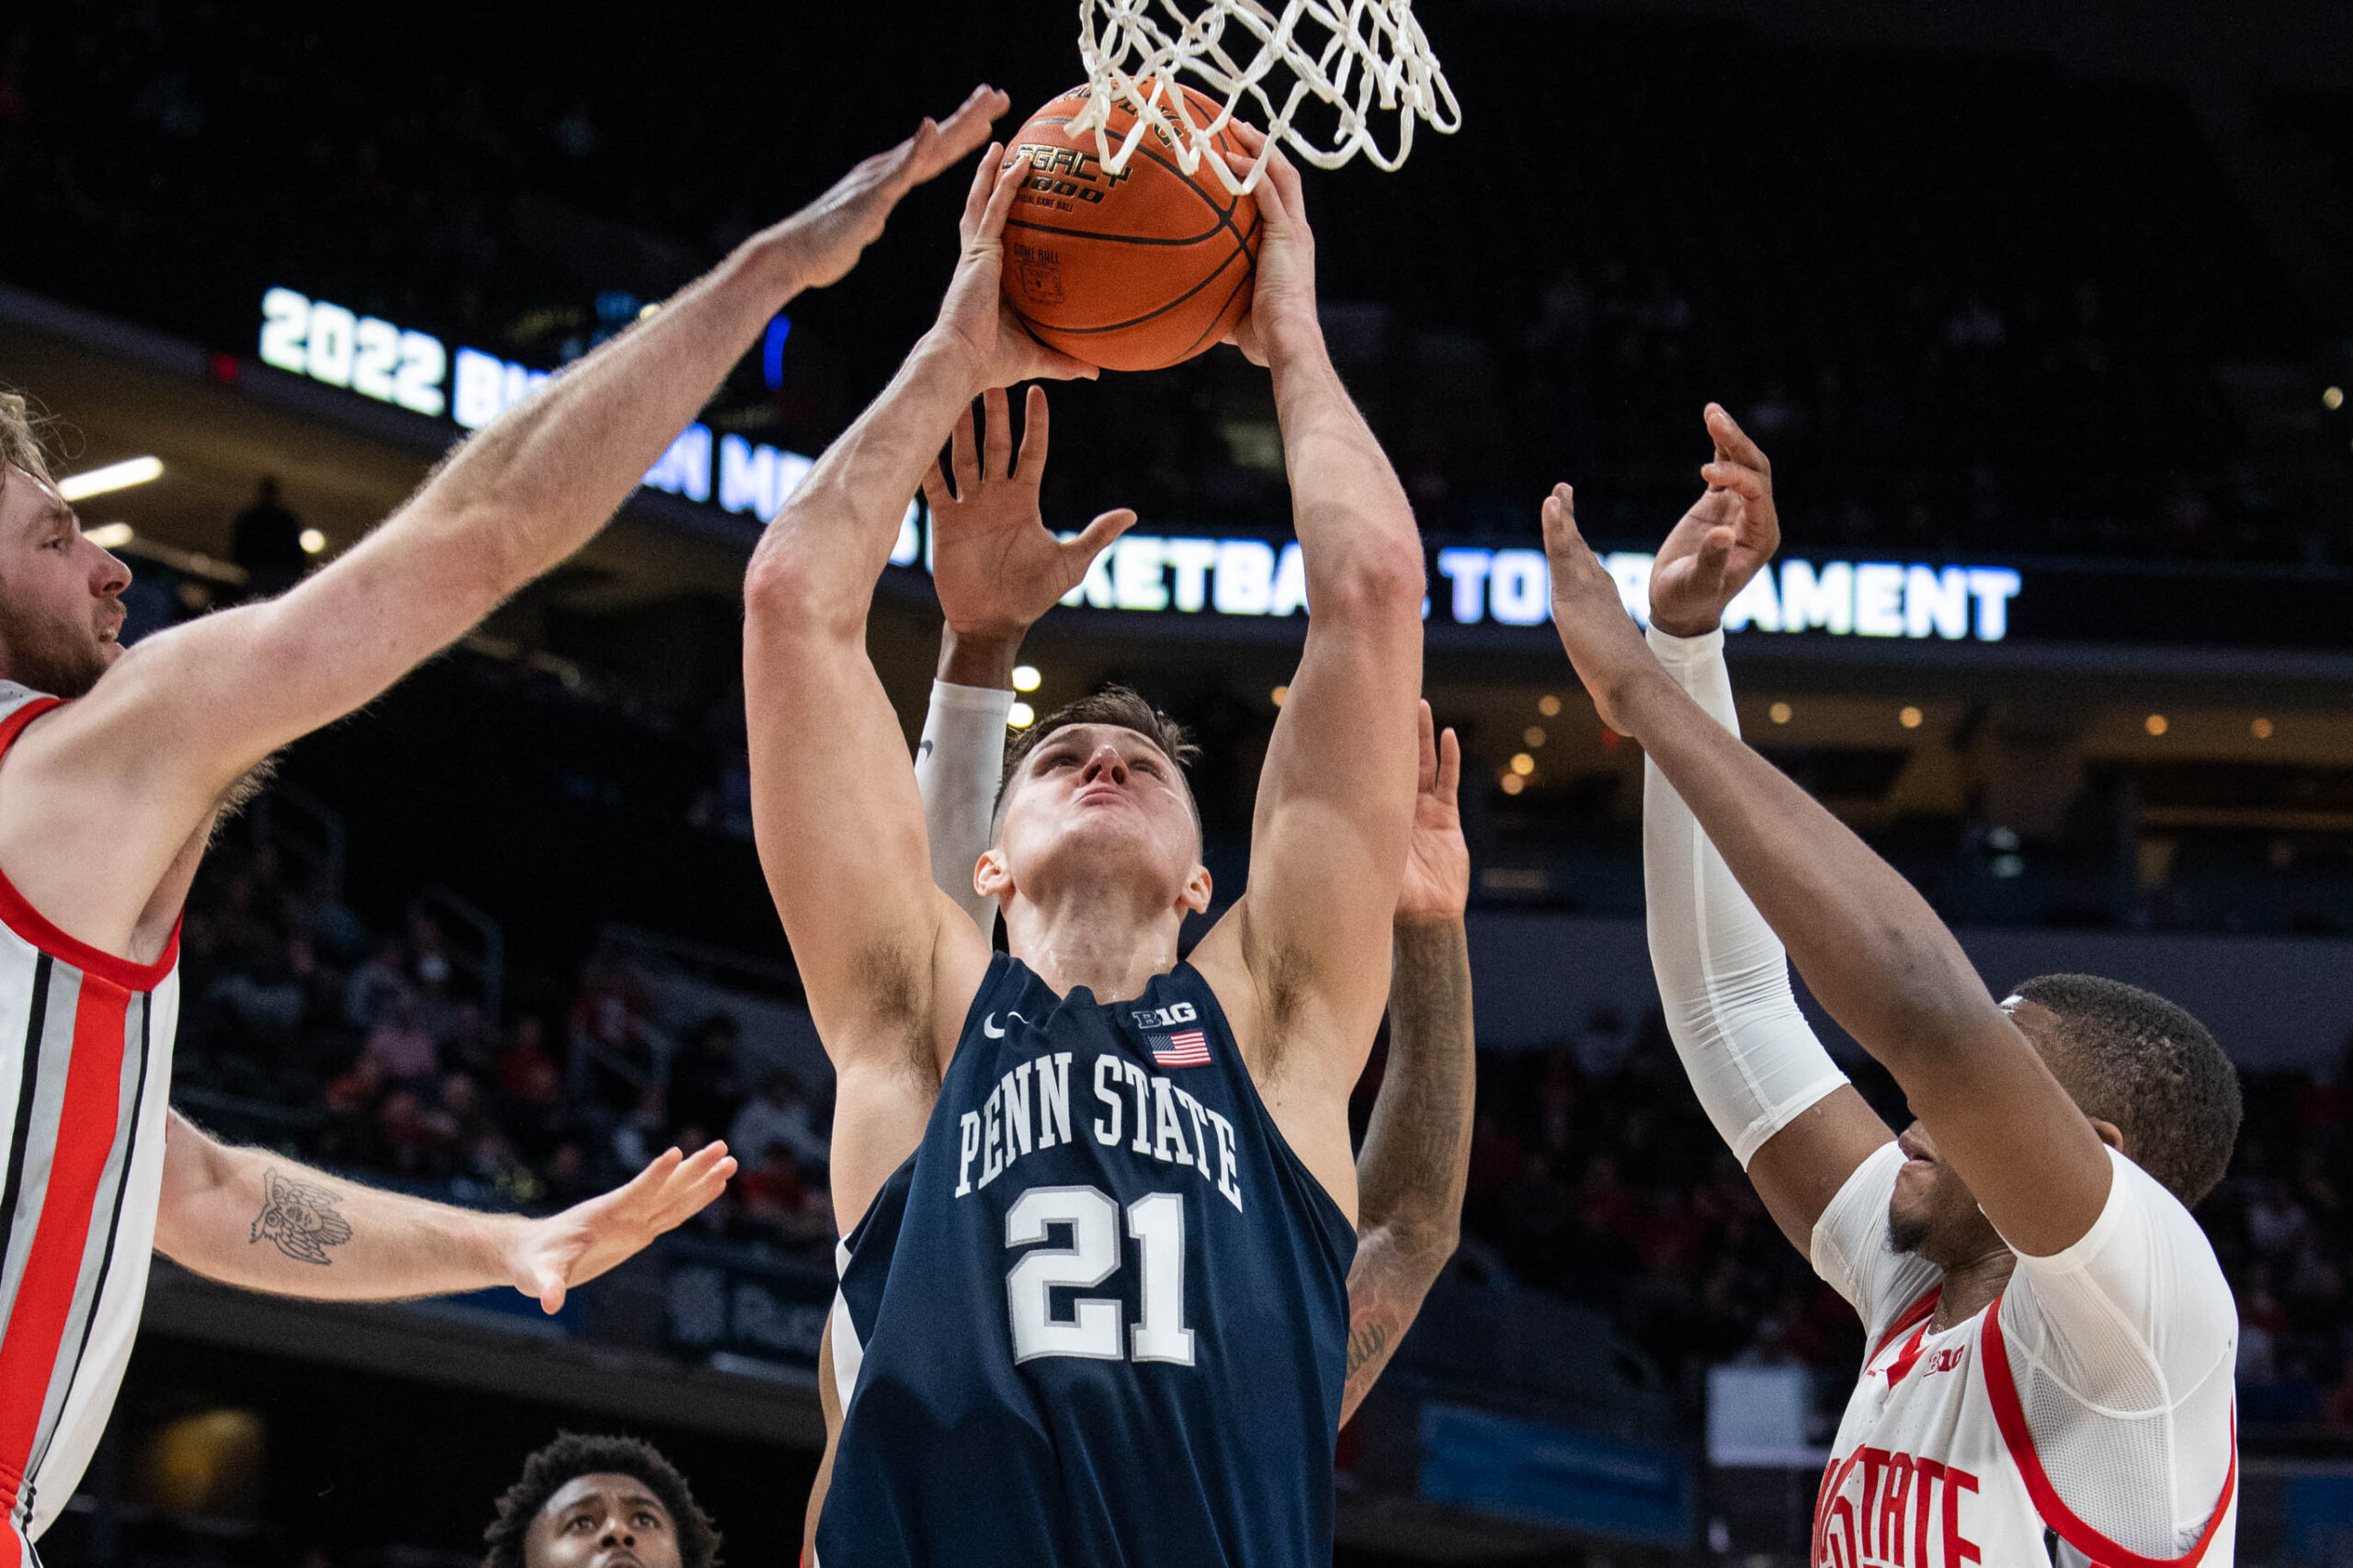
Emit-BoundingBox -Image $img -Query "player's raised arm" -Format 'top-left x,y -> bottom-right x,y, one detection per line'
1192,135 -> 1426,1212
743,152 -> 1094,1226
1342,703 -> 1473,1423
915,384 -> 1135,931
0,88 -> 1011,962
1540,484 -> 2115,1260
1639,407 -> 1893,1251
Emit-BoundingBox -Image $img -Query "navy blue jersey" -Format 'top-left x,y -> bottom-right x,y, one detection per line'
816,953 -> 1355,1567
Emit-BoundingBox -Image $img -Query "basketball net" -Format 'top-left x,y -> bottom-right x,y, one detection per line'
1072,0 -> 1460,194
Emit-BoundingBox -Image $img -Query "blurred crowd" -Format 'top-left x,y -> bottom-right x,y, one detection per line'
178,827 -> 838,1263
182,812 -> 2353,1443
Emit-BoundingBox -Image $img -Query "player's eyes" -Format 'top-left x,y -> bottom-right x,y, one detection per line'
634,1513 -> 663,1529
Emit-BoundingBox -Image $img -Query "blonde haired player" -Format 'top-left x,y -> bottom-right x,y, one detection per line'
0,87 -> 1008,1564
1540,409 -> 2241,1567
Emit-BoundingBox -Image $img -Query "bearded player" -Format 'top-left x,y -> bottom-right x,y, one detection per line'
745,130 -> 1427,1565
0,87 -> 1010,1562
792,382 -> 1475,1559
1540,409 -> 2240,1566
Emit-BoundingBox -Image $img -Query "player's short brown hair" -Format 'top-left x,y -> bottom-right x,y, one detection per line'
0,389 -> 56,490
2013,973 -> 2242,1208
993,685 -> 1201,836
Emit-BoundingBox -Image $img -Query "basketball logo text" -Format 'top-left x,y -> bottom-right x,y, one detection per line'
1812,1447 -> 1981,1567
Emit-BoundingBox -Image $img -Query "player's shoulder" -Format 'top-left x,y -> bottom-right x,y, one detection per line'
2011,1147 -> 2236,1340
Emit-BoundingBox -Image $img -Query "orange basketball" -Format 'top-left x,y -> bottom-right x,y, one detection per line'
999,84 -> 1263,373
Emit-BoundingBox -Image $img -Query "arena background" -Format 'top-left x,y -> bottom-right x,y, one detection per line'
6,0 -> 2353,1561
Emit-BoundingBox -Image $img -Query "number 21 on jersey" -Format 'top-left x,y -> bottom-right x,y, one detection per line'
1006,1186 -> 1195,1367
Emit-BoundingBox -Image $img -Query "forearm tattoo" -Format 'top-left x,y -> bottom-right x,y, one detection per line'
250,1168 -> 354,1265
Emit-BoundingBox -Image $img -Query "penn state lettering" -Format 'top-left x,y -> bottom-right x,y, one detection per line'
818,953 -> 1354,1568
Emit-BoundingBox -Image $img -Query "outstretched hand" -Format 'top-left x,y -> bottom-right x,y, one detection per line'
933,148 -> 1100,391
505,1142 -> 735,1313
1648,403 -> 1781,637
765,85 -> 1011,291
923,385 -> 1137,643
1541,483 -> 1665,736
1394,700 -> 1468,926
1217,124 -> 1320,369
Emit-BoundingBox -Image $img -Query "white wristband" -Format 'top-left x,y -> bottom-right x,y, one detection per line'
917,679 -> 1016,934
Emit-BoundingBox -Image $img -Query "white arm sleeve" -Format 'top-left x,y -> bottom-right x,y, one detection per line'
1642,625 -> 1851,1165
1997,1149 -> 2239,1557
915,679 -> 1014,935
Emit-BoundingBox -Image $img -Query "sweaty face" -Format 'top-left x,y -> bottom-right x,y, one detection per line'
0,464 -> 131,698
991,723 -> 1204,912
523,1472 -> 683,1568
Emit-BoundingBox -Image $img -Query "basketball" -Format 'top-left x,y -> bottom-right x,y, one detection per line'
999,83 -> 1263,373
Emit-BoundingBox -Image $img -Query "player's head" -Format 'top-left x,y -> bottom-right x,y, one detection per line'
1889,974 -> 2241,1258
482,1432 -> 721,1568
0,392 -> 133,699
982,686 -> 1210,924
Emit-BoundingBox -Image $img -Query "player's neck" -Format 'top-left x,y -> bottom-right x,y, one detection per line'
1004,889 -> 1182,1006
1930,1244 -> 2018,1332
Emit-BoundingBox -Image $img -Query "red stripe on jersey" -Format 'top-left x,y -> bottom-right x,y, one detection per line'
0,977 -> 130,1510
0,698 -> 181,991
1981,1290 -> 2235,1568
1869,1285 -> 1941,1366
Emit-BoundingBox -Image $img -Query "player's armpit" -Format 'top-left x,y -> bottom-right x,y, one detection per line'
1745,1085 -> 1897,1253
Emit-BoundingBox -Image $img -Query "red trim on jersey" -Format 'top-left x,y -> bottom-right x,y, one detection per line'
1870,1285 -> 1941,1365
1980,1290 -> 2236,1568
0,978 -> 131,1508
0,698 -> 181,992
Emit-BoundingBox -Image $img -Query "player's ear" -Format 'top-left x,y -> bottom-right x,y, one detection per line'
975,848 -> 1013,902
1177,862 -> 1212,917
2086,1116 -> 2124,1154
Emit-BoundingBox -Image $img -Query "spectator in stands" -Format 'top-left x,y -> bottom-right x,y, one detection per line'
346,936 -> 413,1030
727,1070 -> 827,1178
230,476 -> 310,598
363,994 -> 439,1085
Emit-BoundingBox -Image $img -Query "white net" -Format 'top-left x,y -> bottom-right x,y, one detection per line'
1072,0 -> 1460,194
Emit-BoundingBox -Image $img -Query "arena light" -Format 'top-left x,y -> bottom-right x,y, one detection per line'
1523,725 -> 1547,748
1538,695 -> 1562,717
2144,713 -> 2169,736
56,456 -> 164,502
1270,685 -> 1288,707
1508,753 -> 1536,777
2325,386 -> 2345,412
1498,771 -> 1526,796
1768,702 -> 1793,725
1899,705 -> 1924,730
1012,665 -> 1041,693
2252,717 -> 2274,740
84,522 -> 134,550
299,528 -> 327,555
1007,701 -> 1035,730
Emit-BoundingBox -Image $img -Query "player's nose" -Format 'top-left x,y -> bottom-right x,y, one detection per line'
1896,1122 -> 1937,1163
1080,744 -> 1128,784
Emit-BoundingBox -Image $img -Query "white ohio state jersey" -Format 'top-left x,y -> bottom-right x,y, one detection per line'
1809,1145 -> 2237,1568
0,686 -> 183,1555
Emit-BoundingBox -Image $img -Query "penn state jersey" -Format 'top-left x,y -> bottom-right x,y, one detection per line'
816,954 -> 1355,1567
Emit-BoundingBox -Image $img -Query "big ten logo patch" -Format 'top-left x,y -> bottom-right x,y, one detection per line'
1011,142 -> 1132,211
1131,1001 -> 1199,1030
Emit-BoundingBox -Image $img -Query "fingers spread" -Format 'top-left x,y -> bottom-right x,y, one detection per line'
926,85 -> 1007,174
1415,699 -> 1437,789
983,385 -> 1013,478
1065,507 -> 1139,566
1016,383 -> 1051,482
949,403 -> 980,495
919,457 -> 953,512
1437,726 -> 1461,799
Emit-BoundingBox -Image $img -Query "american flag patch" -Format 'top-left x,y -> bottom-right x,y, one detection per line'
1152,1029 -> 1211,1067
